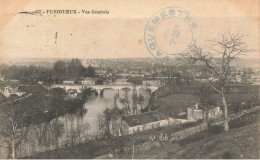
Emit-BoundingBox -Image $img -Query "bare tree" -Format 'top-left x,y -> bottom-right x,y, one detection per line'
180,32 -> 250,131
132,85 -> 138,114
137,94 -> 145,110
96,113 -> 106,138
0,101 -> 31,159
120,88 -> 131,115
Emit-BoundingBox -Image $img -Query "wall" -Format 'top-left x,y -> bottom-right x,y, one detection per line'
63,81 -> 74,84
125,118 -> 181,135
187,108 -> 203,121
81,81 -> 95,85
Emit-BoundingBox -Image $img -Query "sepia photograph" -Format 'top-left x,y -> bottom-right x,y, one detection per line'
0,0 -> 259,159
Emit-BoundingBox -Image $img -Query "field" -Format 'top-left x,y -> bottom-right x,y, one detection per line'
154,92 -> 259,117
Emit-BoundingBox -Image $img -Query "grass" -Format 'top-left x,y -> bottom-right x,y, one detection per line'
23,139 -> 111,159
154,93 -> 259,117
132,123 -> 259,159
123,109 -> 259,159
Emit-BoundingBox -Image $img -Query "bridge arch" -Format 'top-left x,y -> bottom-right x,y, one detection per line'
100,88 -> 117,96
119,87 -> 132,91
85,87 -> 99,95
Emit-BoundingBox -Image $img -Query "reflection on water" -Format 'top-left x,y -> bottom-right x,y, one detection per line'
15,88 -> 151,158
83,88 -> 150,134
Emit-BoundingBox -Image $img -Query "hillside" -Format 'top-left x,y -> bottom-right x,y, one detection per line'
24,107 -> 259,159
127,112 -> 259,159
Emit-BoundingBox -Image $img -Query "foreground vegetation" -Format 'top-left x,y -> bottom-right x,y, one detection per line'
24,106 -> 259,159
121,109 -> 259,159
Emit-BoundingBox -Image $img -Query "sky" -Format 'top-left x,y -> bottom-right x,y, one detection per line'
0,0 -> 259,60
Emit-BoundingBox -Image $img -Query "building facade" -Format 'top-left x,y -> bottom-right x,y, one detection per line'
111,111 -> 186,136
142,80 -> 160,87
81,78 -> 95,85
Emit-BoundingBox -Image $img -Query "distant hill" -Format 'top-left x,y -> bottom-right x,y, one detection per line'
0,57 -> 259,69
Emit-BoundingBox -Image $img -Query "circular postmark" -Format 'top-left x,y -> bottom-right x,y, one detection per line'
144,7 -> 201,62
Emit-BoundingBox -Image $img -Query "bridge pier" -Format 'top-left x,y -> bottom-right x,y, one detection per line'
116,89 -> 120,97
93,89 -> 100,95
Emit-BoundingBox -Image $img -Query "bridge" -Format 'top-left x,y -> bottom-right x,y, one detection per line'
51,84 -> 158,95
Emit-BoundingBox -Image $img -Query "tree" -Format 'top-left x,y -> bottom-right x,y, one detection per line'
81,88 -> 92,102
68,59 -> 86,77
120,88 -> 131,115
174,72 -> 182,85
132,85 -> 138,114
96,113 -> 106,138
0,99 -> 32,159
53,60 -> 67,77
106,97 -> 124,158
50,88 -> 66,118
103,106 -> 123,138
86,65 -> 96,77
137,94 -> 145,110
181,32 -> 250,131
194,84 -> 217,120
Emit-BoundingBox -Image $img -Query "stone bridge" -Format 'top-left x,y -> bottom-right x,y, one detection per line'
51,84 -> 158,95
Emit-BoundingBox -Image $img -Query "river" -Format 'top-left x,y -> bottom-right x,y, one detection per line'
5,86 -> 151,158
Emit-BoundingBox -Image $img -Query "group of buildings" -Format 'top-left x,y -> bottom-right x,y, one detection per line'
110,103 -> 222,136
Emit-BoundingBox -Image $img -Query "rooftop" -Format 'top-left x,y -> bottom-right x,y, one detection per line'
122,110 -> 169,127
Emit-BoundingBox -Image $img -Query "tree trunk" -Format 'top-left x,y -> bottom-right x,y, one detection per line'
221,87 -> 229,132
131,139 -> 135,160
202,105 -> 205,122
12,140 -> 15,160
113,141 -> 117,159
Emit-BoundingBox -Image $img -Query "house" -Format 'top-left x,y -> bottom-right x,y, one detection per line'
207,107 -> 222,119
81,78 -> 95,85
187,103 -> 222,121
1,86 -> 18,97
187,107 -> 203,121
63,80 -> 75,84
38,81 -> 44,85
0,73 -> 4,81
112,111 -> 183,136
15,91 -> 26,96
0,85 -> 28,98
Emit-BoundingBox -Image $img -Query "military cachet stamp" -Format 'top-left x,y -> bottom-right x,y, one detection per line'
144,7 -> 202,62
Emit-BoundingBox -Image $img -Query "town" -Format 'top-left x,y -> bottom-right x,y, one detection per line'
0,56 -> 259,159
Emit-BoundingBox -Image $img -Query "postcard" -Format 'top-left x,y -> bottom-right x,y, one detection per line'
0,0 -> 259,159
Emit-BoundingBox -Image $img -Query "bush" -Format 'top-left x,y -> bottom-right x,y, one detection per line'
229,110 -> 260,129
222,151 -> 234,159
207,125 -> 223,135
